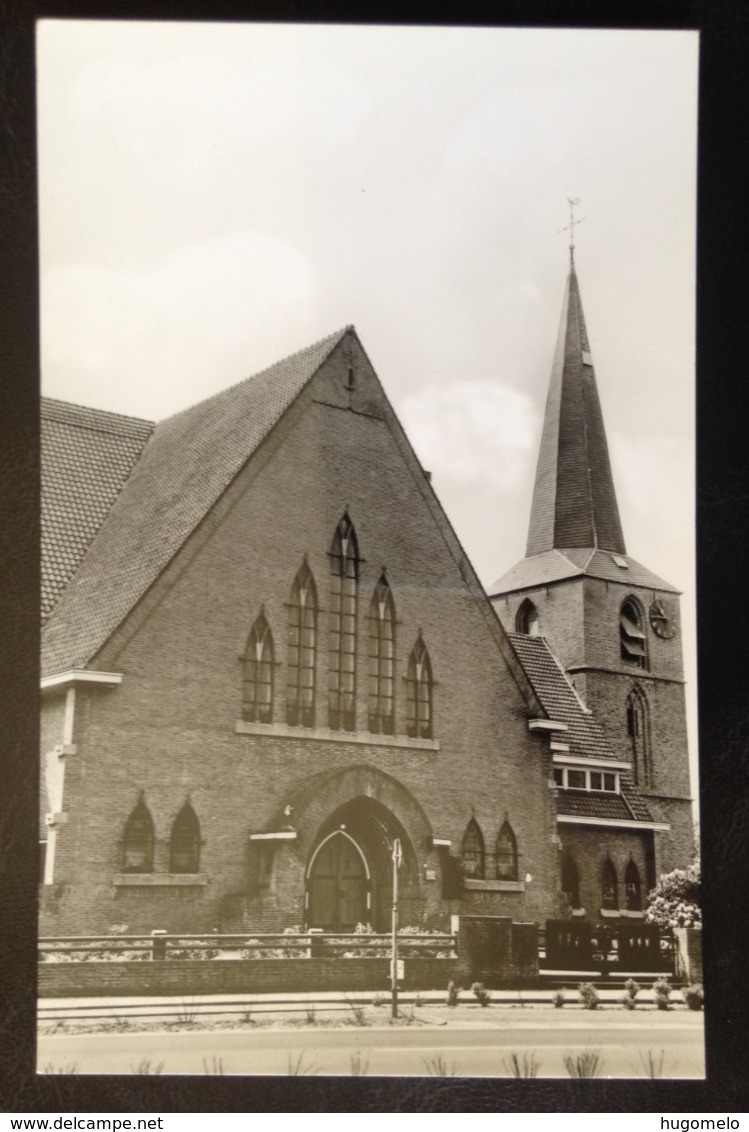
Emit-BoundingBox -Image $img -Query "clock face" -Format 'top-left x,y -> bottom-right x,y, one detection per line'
649,599 -> 677,639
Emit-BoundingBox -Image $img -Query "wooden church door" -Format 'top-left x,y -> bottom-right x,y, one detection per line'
308,832 -> 368,929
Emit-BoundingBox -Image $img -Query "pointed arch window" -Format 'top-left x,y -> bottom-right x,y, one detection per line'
368,575 -> 395,734
170,803 -> 201,874
601,857 -> 618,910
516,598 -> 540,636
406,636 -> 433,739
496,820 -> 518,881
620,599 -> 648,669
561,851 -> 580,909
462,819 -> 485,879
243,613 -> 274,723
287,563 -> 317,727
625,858 -> 642,911
329,515 -> 360,731
122,802 -> 154,873
626,686 -> 651,787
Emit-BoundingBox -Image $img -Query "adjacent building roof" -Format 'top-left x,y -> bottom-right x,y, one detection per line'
526,264 -> 625,557
555,787 -> 654,824
41,400 -> 154,619
42,326 -> 351,675
508,632 -> 617,762
488,547 -> 679,597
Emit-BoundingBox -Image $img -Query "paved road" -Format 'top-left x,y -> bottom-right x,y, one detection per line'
38,1011 -> 705,1078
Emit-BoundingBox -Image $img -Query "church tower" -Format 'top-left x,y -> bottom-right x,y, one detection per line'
490,241 -> 694,903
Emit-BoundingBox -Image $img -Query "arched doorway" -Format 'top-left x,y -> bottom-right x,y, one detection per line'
307,830 -> 369,930
305,795 -> 419,931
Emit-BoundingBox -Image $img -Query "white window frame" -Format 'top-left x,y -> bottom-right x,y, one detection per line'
553,765 -> 620,793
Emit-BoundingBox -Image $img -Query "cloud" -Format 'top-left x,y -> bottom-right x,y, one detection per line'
397,380 -> 538,491
41,230 -> 318,418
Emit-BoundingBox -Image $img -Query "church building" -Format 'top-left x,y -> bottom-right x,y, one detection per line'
39,255 -> 694,937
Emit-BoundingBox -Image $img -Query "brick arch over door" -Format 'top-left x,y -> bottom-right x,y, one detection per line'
280,764 -> 434,930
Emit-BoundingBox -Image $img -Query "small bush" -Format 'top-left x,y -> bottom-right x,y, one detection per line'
636,1049 -> 668,1078
503,1052 -> 541,1077
682,984 -> 704,1011
346,997 -> 368,1026
621,993 -> 637,1010
350,1051 -> 370,1075
624,978 -> 640,1000
305,1005 -> 317,1024
446,980 -> 461,1007
552,990 -> 565,1009
371,993 -> 388,1007
564,1049 -> 604,1078
423,1054 -> 458,1076
287,1053 -> 319,1075
471,981 -> 491,1007
652,978 -> 672,1011
578,982 -> 599,1010
132,1058 -> 164,1075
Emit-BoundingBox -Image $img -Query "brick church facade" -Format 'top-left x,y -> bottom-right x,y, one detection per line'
39,258 -> 695,937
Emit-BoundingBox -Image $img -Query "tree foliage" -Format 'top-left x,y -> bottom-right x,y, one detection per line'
645,860 -> 701,928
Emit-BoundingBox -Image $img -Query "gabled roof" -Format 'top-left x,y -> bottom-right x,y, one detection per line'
488,547 -> 679,597
555,787 -> 654,824
42,400 -> 154,619
526,264 -> 625,556
507,632 -> 617,762
42,327 -> 351,675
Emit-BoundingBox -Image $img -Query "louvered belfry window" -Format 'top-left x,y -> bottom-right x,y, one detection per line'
329,515 -> 359,730
122,801 -> 155,873
243,613 -> 274,723
287,563 -> 317,727
406,636 -> 433,739
368,575 -> 395,734
620,599 -> 648,668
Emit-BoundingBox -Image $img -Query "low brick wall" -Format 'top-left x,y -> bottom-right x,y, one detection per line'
38,956 -> 458,998
455,916 -> 540,988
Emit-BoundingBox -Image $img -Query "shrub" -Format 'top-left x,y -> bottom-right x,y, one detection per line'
503,1052 -> 541,1077
645,861 -> 701,928
446,980 -> 461,1007
682,984 -> 704,1011
578,982 -> 599,1010
652,978 -> 672,1010
621,978 -> 639,1010
471,982 -> 491,1007
564,1049 -> 604,1078
552,990 -> 565,1009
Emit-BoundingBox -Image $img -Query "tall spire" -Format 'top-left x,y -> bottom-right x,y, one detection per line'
525,255 -> 626,557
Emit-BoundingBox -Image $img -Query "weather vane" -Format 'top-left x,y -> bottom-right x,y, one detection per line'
559,197 -> 585,263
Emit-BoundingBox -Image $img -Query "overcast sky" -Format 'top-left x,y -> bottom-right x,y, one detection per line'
37,21 -> 699,792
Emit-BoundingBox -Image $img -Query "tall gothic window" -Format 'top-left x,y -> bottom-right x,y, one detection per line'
169,803 -> 201,874
368,575 -> 395,734
329,515 -> 359,730
620,598 -> 648,669
243,613 -> 274,723
516,598 -> 540,636
122,801 -> 154,873
626,686 -> 651,786
462,819 -> 485,879
496,820 -> 518,881
625,858 -> 642,911
287,563 -> 317,727
561,851 -> 580,909
601,857 -> 618,910
406,636 -> 433,739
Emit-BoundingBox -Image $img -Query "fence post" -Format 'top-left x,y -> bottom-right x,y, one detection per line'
307,928 -> 324,959
151,929 -> 168,961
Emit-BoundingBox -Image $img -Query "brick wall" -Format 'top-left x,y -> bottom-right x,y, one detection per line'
38,956 -> 457,998
41,340 -> 559,935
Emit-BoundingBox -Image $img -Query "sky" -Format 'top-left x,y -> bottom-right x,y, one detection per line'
36,21 -> 699,797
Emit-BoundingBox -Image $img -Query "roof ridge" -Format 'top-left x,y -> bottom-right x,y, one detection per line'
42,397 -> 155,431
158,325 -> 353,426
